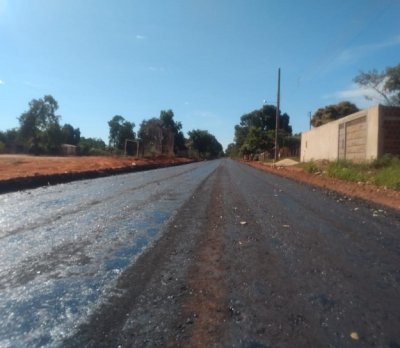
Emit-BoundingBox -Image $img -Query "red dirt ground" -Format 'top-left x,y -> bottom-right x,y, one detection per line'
0,154 -> 191,181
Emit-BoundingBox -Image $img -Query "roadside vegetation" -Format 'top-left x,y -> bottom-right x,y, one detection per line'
300,155 -> 400,190
225,103 -> 300,160
0,96 -> 223,160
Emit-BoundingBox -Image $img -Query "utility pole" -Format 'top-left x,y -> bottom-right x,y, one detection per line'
274,68 -> 281,162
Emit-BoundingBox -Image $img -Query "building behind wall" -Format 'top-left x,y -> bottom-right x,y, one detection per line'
61,144 -> 78,156
301,105 -> 400,162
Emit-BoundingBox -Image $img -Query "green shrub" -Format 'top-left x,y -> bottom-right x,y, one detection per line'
327,161 -> 363,182
371,154 -> 399,169
88,148 -> 110,156
301,161 -> 320,173
373,163 -> 400,190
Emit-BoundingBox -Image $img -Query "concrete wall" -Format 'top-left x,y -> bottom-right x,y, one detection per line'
301,120 -> 339,162
300,105 -> 390,162
365,106 -> 380,160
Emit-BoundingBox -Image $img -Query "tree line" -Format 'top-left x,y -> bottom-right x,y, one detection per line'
0,96 -> 223,159
225,104 -> 300,159
107,110 -> 222,159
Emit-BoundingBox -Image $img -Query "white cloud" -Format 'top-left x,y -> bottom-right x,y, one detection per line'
324,83 -> 385,107
136,34 -> 146,40
0,80 -> 4,85
337,35 -> 400,63
336,86 -> 373,99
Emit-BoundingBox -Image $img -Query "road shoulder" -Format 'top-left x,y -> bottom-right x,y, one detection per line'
244,160 -> 400,212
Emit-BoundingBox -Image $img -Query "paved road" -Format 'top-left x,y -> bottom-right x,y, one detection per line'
1,159 -> 399,347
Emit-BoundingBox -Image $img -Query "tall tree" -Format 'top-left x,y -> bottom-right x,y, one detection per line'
159,109 -> 186,154
138,110 -> 187,156
18,95 -> 61,154
138,118 -> 163,156
354,63 -> 400,106
0,129 -> 19,152
236,105 -> 292,135
234,104 -> 292,155
108,115 -> 135,150
225,143 -> 239,158
44,122 -> 63,154
241,126 -> 273,154
159,110 -> 178,155
187,129 -> 223,159
61,124 -> 81,145
159,110 -> 181,133
311,101 -> 359,127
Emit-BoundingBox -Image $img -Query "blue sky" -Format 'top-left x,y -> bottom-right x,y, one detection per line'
1,0 -> 399,150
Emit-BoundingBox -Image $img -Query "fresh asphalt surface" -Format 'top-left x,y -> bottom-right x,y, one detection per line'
0,159 -> 399,347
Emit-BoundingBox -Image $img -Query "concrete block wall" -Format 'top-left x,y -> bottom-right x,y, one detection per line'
300,105 -> 392,162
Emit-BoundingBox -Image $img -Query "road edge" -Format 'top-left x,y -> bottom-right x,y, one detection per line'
242,160 -> 400,212
0,160 -> 196,195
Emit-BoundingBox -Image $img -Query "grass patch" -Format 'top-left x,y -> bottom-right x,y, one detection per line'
371,156 -> 400,189
373,167 -> 400,189
326,161 -> 364,182
301,155 -> 400,190
300,161 -> 320,173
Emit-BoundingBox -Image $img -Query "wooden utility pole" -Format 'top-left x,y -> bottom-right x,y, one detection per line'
274,68 -> 281,162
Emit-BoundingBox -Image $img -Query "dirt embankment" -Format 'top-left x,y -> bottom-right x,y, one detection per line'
0,155 -> 193,194
245,160 -> 400,212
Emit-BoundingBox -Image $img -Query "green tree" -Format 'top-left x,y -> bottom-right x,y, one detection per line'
78,137 -> 106,155
234,104 -> 292,156
236,105 -> 291,137
159,109 -> 187,155
0,131 -> 5,152
311,101 -> 359,127
44,122 -> 62,154
187,129 -> 223,159
18,95 -> 61,154
354,63 -> 400,106
225,143 -> 239,158
61,124 -> 81,145
0,129 -> 20,152
159,110 -> 182,155
138,118 -> 163,156
138,111 -> 187,156
174,131 -> 187,154
159,110 -> 180,133
108,115 -> 135,150
242,127 -> 270,154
